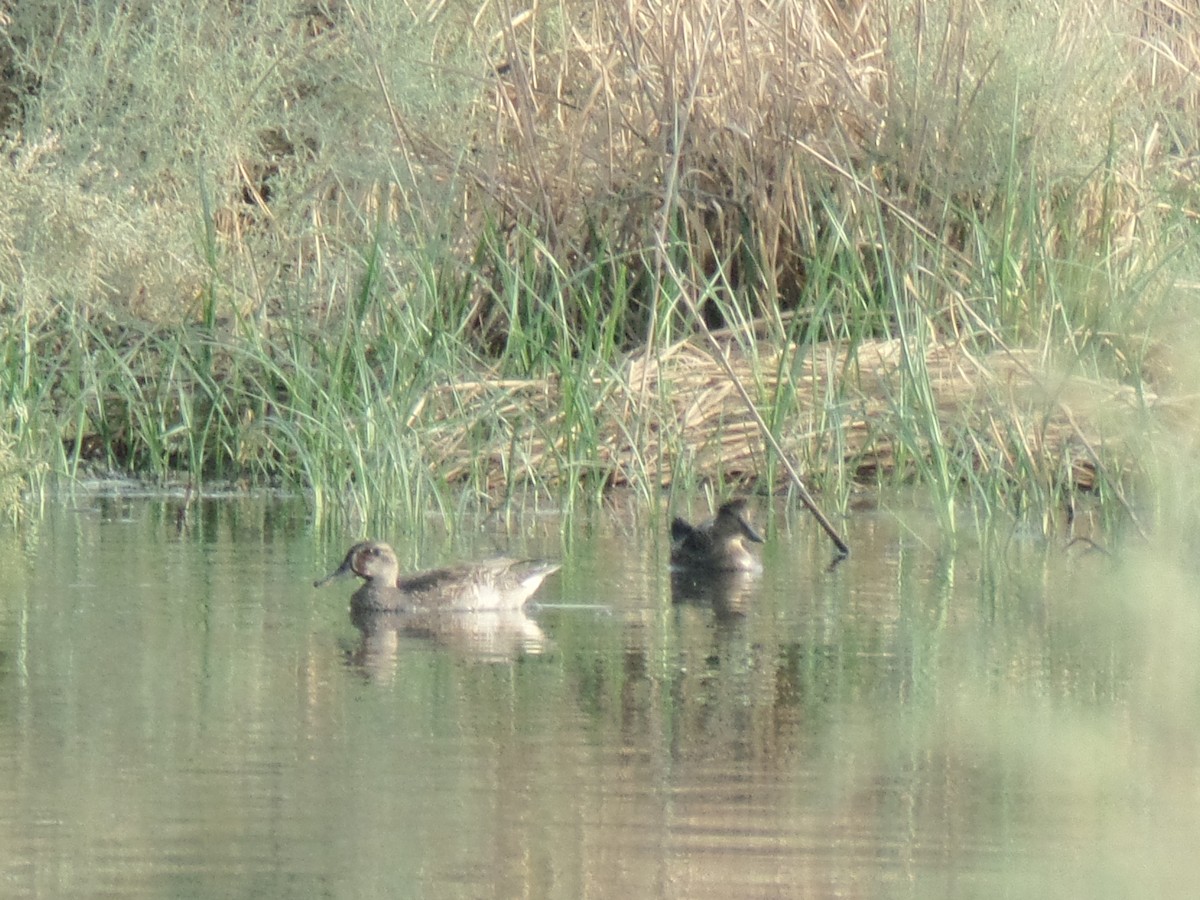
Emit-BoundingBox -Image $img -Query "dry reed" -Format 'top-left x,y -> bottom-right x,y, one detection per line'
417,331 -> 1156,493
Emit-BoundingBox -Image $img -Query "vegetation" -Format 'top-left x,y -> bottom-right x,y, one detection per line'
0,0 -> 1196,538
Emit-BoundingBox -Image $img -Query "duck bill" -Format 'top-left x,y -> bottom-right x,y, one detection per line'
313,552 -> 355,588
739,517 -> 765,544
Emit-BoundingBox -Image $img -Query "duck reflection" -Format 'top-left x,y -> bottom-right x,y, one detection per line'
670,567 -> 760,621
345,605 -> 549,676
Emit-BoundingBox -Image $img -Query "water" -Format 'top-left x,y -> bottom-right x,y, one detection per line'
1,492 -> 1198,898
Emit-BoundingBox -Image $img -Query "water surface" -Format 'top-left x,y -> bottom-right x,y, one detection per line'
1,492 -> 1197,898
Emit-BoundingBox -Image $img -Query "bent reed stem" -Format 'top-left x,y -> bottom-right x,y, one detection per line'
664,267 -> 851,558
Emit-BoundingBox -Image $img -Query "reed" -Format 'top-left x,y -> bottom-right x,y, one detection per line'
0,0 -> 1192,542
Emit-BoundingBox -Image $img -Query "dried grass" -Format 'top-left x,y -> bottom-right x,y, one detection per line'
465,0 -> 1196,325
415,333 -> 1156,492
473,0 -> 887,300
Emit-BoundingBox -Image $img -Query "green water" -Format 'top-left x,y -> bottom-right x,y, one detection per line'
0,492 -> 1196,898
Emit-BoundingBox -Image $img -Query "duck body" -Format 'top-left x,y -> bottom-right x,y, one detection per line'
670,499 -> 764,572
315,541 -> 561,613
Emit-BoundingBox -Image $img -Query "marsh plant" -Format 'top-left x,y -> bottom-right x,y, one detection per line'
0,0 -> 1194,538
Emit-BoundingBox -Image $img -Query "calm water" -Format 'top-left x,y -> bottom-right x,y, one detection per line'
1,492 -> 1199,898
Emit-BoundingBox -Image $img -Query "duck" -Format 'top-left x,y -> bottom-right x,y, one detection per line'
670,498 -> 764,572
314,540 -> 561,613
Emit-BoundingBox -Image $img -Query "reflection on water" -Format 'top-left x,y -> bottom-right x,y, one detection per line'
1,493 -> 1200,897
670,567 -> 759,619
346,606 -> 549,677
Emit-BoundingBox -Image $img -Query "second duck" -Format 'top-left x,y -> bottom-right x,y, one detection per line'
670,498 -> 765,572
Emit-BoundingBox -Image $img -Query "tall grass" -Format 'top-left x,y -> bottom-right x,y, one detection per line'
0,0 -> 1193,542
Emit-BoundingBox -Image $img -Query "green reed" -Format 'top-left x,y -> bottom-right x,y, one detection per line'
0,162 -> 1169,547
0,131 -> 1169,544
0,0 -> 1191,554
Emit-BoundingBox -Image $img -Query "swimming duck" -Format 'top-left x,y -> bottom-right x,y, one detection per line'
670,499 -> 764,572
314,540 -> 561,613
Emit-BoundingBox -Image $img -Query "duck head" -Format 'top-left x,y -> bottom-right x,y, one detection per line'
314,540 -> 401,588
